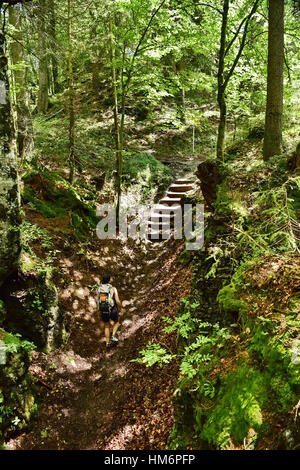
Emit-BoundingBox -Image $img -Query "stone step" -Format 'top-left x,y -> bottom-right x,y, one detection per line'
166,191 -> 184,199
175,178 -> 194,185
148,221 -> 172,231
159,197 -> 182,205
169,184 -> 194,192
149,213 -> 173,222
147,231 -> 164,241
152,204 -> 181,215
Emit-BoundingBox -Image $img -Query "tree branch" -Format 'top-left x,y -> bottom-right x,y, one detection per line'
223,0 -> 261,90
193,2 -> 222,15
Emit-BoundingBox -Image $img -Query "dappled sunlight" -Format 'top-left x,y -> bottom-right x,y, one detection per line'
9,201 -> 191,450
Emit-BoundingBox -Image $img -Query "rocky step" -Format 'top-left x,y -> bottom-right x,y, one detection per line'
151,204 -> 182,215
159,197 -> 182,206
147,231 -> 173,241
169,183 -> 194,192
148,221 -> 172,231
175,178 -> 195,185
166,191 -> 184,199
149,213 -> 174,222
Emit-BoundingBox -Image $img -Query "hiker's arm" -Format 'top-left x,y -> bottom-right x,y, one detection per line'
114,288 -> 123,313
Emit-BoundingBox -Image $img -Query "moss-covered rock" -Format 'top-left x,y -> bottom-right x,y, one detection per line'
21,168 -> 98,240
0,329 -> 36,441
0,34 -> 22,287
0,270 -> 66,352
0,300 -> 5,327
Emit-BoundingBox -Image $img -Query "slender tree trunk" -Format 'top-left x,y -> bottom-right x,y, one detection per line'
217,89 -> 227,161
216,0 -> 229,161
109,15 -> 122,225
263,0 -> 284,161
216,0 -> 260,161
49,0 -> 58,94
67,0 -> 75,184
0,30 -> 21,285
37,0 -> 49,113
8,5 -> 34,162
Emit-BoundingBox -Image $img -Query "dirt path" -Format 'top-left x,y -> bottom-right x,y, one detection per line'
7,232 -> 192,450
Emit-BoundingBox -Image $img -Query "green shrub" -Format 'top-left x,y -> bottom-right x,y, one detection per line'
200,366 -> 266,449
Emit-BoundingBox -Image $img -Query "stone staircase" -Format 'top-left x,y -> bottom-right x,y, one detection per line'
147,178 -> 195,241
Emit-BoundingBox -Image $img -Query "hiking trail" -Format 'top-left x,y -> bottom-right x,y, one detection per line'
6,170 -> 197,450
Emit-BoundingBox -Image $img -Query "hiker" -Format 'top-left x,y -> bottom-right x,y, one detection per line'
97,274 -> 122,348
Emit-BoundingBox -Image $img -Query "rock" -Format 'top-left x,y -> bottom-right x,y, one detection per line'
0,34 -> 22,286
0,329 -> 36,440
195,160 -> 223,210
0,270 -> 66,352
247,126 -> 264,139
287,142 -> 300,171
0,299 -> 5,326
91,173 -> 106,191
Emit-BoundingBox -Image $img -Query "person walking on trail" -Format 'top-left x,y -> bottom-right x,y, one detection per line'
97,274 -> 122,348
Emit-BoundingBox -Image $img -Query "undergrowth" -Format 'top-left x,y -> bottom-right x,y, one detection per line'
134,141 -> 300,450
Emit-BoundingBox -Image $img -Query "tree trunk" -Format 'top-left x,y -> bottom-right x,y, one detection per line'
68,0 -> 75,184
109,15 -> 122,226
216,0 -> 229,161
263,0 -> 284,161
8,5 -> 34,162
0,32 -> 21,286
37,0 -> 49,113
49,0 -> 59,94
217,88 -> 227,161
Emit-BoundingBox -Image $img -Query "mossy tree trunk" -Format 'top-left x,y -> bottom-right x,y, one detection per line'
8,5 -> 34,162
0,31 -> 21,286
263,0 -> 284,161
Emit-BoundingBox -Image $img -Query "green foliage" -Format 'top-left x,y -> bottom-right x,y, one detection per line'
179,321 -> 231,380
122,152 -> 173,202
131,341 -> 175,368
162,298 -> 200,339
1,331 -> 35,355
22,222 -> 53,252
200,367 -> 266,449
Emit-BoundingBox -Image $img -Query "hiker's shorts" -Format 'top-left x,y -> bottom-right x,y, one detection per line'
100,307 -> 119,323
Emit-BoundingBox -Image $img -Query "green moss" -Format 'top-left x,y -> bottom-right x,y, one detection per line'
269,376 -> 297,413
217,285 -> 247,315
213,182 -> 232,215
22,187 -> 66,218
0,300 -> 5,326
205,223 -> 227,243
123,152 -> 173,201
22,168 -> 97,238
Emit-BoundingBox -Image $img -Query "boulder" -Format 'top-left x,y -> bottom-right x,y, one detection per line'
0,329 -> 36,440
195,160 -> 223,210
0,270 -> 66,352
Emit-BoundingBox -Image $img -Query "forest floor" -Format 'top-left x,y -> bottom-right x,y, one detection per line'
6,209 -> 193,450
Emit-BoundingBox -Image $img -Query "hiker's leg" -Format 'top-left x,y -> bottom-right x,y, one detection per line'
100,313 -> 111,345
110,309 -> 120,337
112,321 -> 120,336
104,324 -> 110,344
